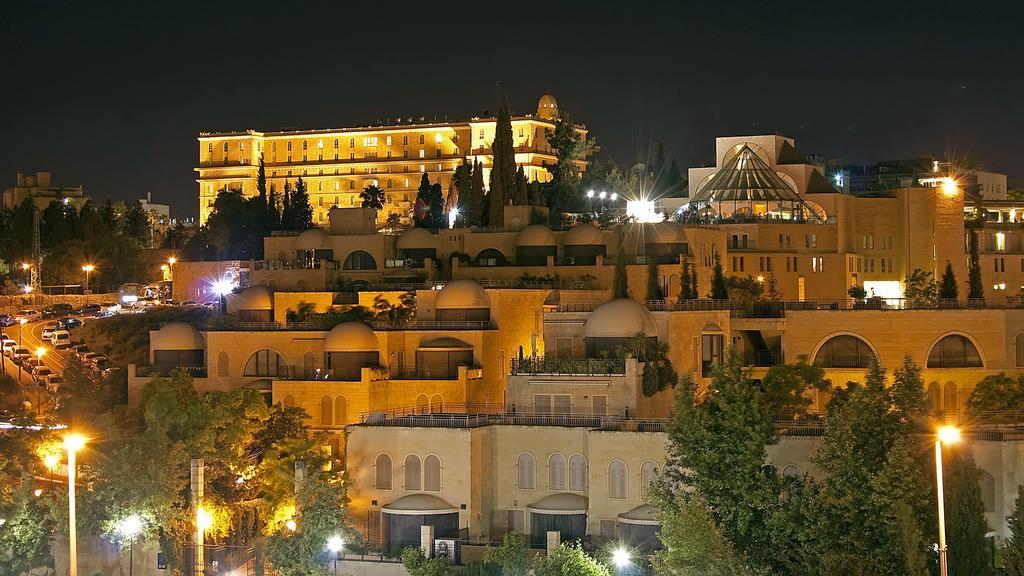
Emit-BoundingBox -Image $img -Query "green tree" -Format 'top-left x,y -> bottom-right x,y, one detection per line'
462,161 -> 485,227
544,111 -> 593,224
1004,486 -> 1024,576
939,261 -> 959,300
401,548 -> 453,576
612,243 -> 629,300
765,272 -> 782,301
488,97 -> 515,227
290,177 -> 314,230
650,487 -> 749,576
360,184 -> 386,210
966,373 -> 1024,419
281,180 -> 295,229
968,230 -> 984,301
680,258 -> 694,299
533,543 -> 611,576
482,532 -> 531,576
512,165 -> 529,205
711,254 -> 727,299
760,359 -> 830,418
646,260 -> 663,300
415,173 -> 433,228
904,268 -> 938,307
122,200 -> 152,246
725,276 -> 764,304
942,446 -> 992,575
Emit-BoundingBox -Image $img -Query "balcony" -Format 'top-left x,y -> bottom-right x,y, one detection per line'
253,259 -> 338,271
510,356 -> 626,376
134,365 -> 208,378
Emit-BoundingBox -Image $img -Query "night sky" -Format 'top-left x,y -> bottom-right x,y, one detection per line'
2,0 -> 1022,218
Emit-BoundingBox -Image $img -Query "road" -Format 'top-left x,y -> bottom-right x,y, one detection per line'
1,317 -> 87,411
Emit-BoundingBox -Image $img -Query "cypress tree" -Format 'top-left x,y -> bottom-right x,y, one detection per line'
1004,486 -> 1024,576
528,180 -> 545,207
711,254 -> 728,299
255,155 -> 270,233
512,165 -> 528,205
281,180 -> 294,229
488,97 -> 515,227
939,261 -> 959,300
646,260 -> 663,300
944,447 -> 993,576
680,258 -> 693,299
467,160 -> 485,226
415,173 -> 432,228
429,182 -> 445,228
968,231 -> 984,301
290,177 -> 313,230
691,264 -> 698,300
612,241 -> 630,300
268,185 -> 281,229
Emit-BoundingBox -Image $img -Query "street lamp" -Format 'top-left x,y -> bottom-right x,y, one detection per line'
81,264 -> 94,294
211,278 -> 233,314
118,515 -> 144,576
64,433 -> 87,576
935,425 -> 961,576
327,535 -> 344,574
611,547 -> 631,570
17,318 -> 27,381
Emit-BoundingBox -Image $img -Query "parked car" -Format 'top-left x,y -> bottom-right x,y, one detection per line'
99,302 -> 121,315
25,357 -> 44,371
41,322 -> 61,340
31,366 -> 53,384
11,347 -> 30,363
71,344 -> 91,357
75,304 -> 102,316
58,316 -> 83,330
79,352 -> 99,365
0,313 -> 13,327
181,300 -> 198,307
2,339 -> 17,356
88,356 -> 109,370
45,374 -> 64,390
50,330 -> 71,348
43,303 -> 74,319
14,310 -> 41,323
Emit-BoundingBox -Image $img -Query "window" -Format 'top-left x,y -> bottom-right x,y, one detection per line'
812,257 -> 824,272
404,455 -> 421,490
364,136 -> 378,147
419,149 -> 425,158
334,396 -> 347,426
419,134 -> 425,144
424,455 -> 441,491
244,349 -> 288,377
927,335 -> 983,368
320,395 -> 333,426
349,138 -> 355,148
608,460 -> 627,499
479,128 -> 485,139
944,382 -> 959,414
375,454 -> 393,490
569,454 -> 587,491
434,133 -> 442,143
701,333 -> 724,377
814,335 -> 875,368
997,232 -> 1006,252
517,453 -> 536,489
641,461 -> 659,492
548,453 -> 567,490
386,135 -> 393,146
403,135 -> 409,145
806,233 -> 817,248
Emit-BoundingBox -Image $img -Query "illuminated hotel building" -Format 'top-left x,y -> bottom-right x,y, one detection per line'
195,94 -> 581,226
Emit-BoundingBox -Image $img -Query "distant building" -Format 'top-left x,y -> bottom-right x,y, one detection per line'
832,158 -> 1007,200
2,171 -> 89,210
138,192 -> 170,220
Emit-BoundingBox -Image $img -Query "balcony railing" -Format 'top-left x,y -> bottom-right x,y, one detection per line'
369,320 -> 494,330
510,356 -> 627,376
253,259 -> 337,271
134,365 -> 208,378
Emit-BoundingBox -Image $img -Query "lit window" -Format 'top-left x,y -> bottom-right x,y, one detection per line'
997,232 -> 1006,252
334,181 -> 340,191
287,142 -> 292,151
302,140 -> 308,150
403,135 -> 409,145
419,134 -> 425,144
386,135 -> 392,146
364,136 -> 378,147
349,138 -> 355,148
318,139 -> 323,149
419,165 -> 425,173
334,139 -> 339,148
419,149 -> 425,158
434,133 -> 442,143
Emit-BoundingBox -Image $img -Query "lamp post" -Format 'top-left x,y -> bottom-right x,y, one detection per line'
327,535 -> 344,574
118,515 -> 143,576
64,433 -> 86,576
935,425 -> 961,576
611,547 -> 631,573
17,318 -> 27,381
196,506 -> 212,576
81,264 -> 94,294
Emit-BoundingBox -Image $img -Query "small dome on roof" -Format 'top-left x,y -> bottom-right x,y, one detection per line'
295,228 -> 331,251
324,322 -> 379,352
419,337 -> 473,349
617,504 -> 659,525
584,299 -> 658,339
435,280 -> 490,309
527,493 -> 588,513
646,222 -> 684,244
516,224 -> 556,247
537,94 -> 559,120
564,222 -> 604,246
397,227 -> 436,250
152,322 -> 205,350
230,285 -> 273,310
383,494 -> 458,515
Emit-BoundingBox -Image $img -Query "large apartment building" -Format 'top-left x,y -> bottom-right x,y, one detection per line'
195,94 -> 584,226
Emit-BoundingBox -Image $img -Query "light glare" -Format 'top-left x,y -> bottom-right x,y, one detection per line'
938,426 -> 961,444
612,547 -> 631,568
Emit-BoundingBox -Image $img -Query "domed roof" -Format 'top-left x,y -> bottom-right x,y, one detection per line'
564,222 -> 604,246
295,228 -> 331,251
645,222 -> 685,244
324,322 -> 379,352
537,94 -> 559,120
527,493 -> 588,514
618,504 -> 659,526
418,337 -> 473,349
152,322 -> 205,350
396,227 -> 436,250
584,299 -> 658,339
516,224 -> 556,247
229,285 -> 273,311
382,494 -> 458,515
435,280 -> 490,309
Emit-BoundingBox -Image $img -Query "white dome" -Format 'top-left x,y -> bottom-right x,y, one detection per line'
324,322 -> 379,352
618,504 -> 659,525
584,299 -> 658,339
516,224 -> 556,247
537,94 -> 559,120
397,227 -> 436,250
152,322 -> 205,350
229,285 -> 273,311
564,222 -> 604,246
527,493 -> 588,514
435,280 -> 490,309
295,228 -> 331,251
383,494 -> 458,515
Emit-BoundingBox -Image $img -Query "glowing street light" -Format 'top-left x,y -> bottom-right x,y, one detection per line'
286,519 -> 297,532
167,256 -> 177,266
611,547 -> 631,569
81,264 -> 95,294
64,433 -> 87,576
610,193 -> 618,202
327,535 -> 344,573
210,278 -> 234,314
935,425 -> 961,576
586,190 -> 595,199
196,507 -> 213,532
118,515 -> 144,576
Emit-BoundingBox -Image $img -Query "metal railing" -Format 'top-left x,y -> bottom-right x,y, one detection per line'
135,365 -> 208,378
253,259 -> 337,270
511,356 -> 627,375
369,319 -> 493,330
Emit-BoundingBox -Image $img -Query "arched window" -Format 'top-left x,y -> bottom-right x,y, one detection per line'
609,460 -> 628,499
404,455 -> 421,490
375,454 -> 393,490
415,394 -> 430,414
475,248 -> 507,267
1017,333 -> 1024,368
517,453 -> 536,490
282,394 -> 295,408
813,335 -> 876,368
334,395 -> 347,426
424,455 -> 441,492
430,393 -> 444,412
217,351 -> 229,377
927,382 -> 941,413
782,465 -> 802,478
244,349 -> 289,377
569,454 -> 587,492
343,250 -> 377,270
944,382 -> 959,414
927,335 -> 983,368
980,469 -> 996,513
641,461 -> 659,491
548,453 -> 567,491
319,395 -> 333,426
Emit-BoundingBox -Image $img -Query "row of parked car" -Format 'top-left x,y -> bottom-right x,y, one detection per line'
0,334 -> 63,389
0,302 -> 122,327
